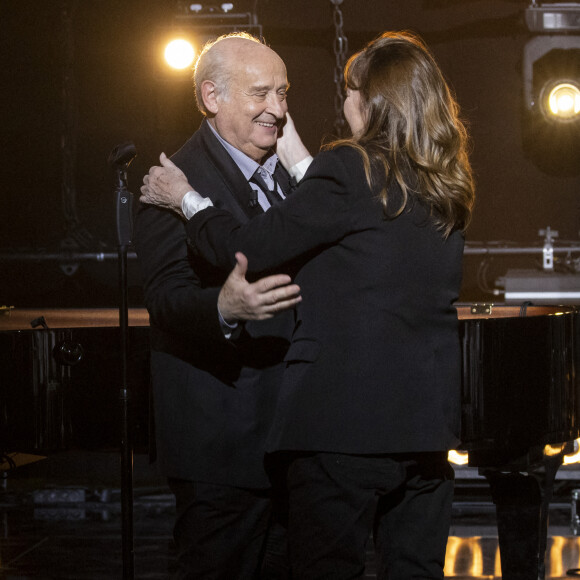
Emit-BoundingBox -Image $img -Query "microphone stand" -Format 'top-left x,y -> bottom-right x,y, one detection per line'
109,141 -> 137,580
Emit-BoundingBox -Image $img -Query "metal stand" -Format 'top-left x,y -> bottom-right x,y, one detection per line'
109,141 -> 137,580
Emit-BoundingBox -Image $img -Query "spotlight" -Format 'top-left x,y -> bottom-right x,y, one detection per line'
164,38 -> 196,70
156,5 -> 261,80
522,3 -> 580,175
545,81 -> 580,120
523,35 -> 580,120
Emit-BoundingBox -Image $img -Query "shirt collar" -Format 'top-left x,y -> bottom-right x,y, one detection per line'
207,120 -> 279,180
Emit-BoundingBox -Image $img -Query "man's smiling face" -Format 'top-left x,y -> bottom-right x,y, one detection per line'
212,44 -> 289,163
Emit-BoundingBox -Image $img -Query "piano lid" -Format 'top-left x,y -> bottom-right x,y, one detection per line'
0,307 -> 150,331
458,304 -> 580,463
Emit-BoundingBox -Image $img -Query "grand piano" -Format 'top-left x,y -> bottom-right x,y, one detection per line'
0,308 -> 151,453
458,303 -> 580,580
1,304 -> 579,579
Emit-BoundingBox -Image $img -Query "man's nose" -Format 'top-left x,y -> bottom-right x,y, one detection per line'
266,93 -> 288,118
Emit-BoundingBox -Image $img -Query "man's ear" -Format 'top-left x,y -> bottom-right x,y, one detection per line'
201,80 -> 219,115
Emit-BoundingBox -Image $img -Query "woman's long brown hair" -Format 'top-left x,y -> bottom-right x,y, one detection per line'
326,31 -> 475,237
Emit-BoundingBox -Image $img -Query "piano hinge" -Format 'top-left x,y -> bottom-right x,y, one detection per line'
470,303 -> 493,316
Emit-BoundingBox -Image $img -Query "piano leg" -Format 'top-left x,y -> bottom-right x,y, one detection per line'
482,454 -> 562,580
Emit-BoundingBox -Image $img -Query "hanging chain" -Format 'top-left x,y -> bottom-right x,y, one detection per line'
61,0 -> 80,232
331,0 -> 348,137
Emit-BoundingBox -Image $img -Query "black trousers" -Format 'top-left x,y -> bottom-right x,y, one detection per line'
284,451 -> 455,580
168,478 -> 289,580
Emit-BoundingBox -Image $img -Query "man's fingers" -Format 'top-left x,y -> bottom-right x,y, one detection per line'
251,292 -> 302,320
159,152 -> 178,169
264,284 -> 302,306
254,273 -> 293,293
270,295 -> 302,311
234,252 -> 248,272
231,252 -> 249,280
251,272 -> 301,306
221,254 -> 301,321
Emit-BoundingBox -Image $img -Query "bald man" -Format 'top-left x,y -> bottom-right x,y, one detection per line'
133,34 -> 300,579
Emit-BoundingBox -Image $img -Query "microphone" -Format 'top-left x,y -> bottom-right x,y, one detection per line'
109,141 -> 137,247
249,189 -> 259,208
108,141 -> 137,168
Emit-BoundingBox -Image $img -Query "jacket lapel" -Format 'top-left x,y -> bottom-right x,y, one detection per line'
197,121 -> 264,220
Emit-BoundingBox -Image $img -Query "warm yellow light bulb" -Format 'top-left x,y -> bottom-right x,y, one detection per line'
164,39 -> 195,70
547,82 -> 580,120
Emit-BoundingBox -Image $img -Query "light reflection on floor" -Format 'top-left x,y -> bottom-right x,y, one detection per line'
444,536 -> 580,578
3,453 -> 580,579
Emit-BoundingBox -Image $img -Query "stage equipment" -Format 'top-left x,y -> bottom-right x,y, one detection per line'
500,227 -> 580,304
465,227 -> 580,304
157,3 -> 262,78
108,141 -> 137,580
502,269 -> 580,304
522,2 -> 580,174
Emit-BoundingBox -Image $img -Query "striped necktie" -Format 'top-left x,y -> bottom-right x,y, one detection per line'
250,169 -> 283,207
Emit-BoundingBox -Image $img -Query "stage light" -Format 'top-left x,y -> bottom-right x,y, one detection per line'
524,36 -> 580,122
546,81 -> 580,119
522,3 -> 580,175
156,5 -> 261,81
164,38 -> 196,70
157,25 -> 262,79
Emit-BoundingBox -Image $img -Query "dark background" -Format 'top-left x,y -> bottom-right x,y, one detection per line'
1,0 -> 579,308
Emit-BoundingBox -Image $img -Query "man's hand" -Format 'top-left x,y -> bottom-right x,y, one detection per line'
218,252 -> 301,322
140,152 -> 193,216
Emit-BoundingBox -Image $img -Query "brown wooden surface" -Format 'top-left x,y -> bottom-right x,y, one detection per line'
0,304 -> 574,330
455,303 -> 575,320
0,308 -> 150,330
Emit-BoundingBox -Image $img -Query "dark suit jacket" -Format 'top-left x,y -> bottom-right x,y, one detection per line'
185,146 -> 465,454
133,120 -> 294,488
